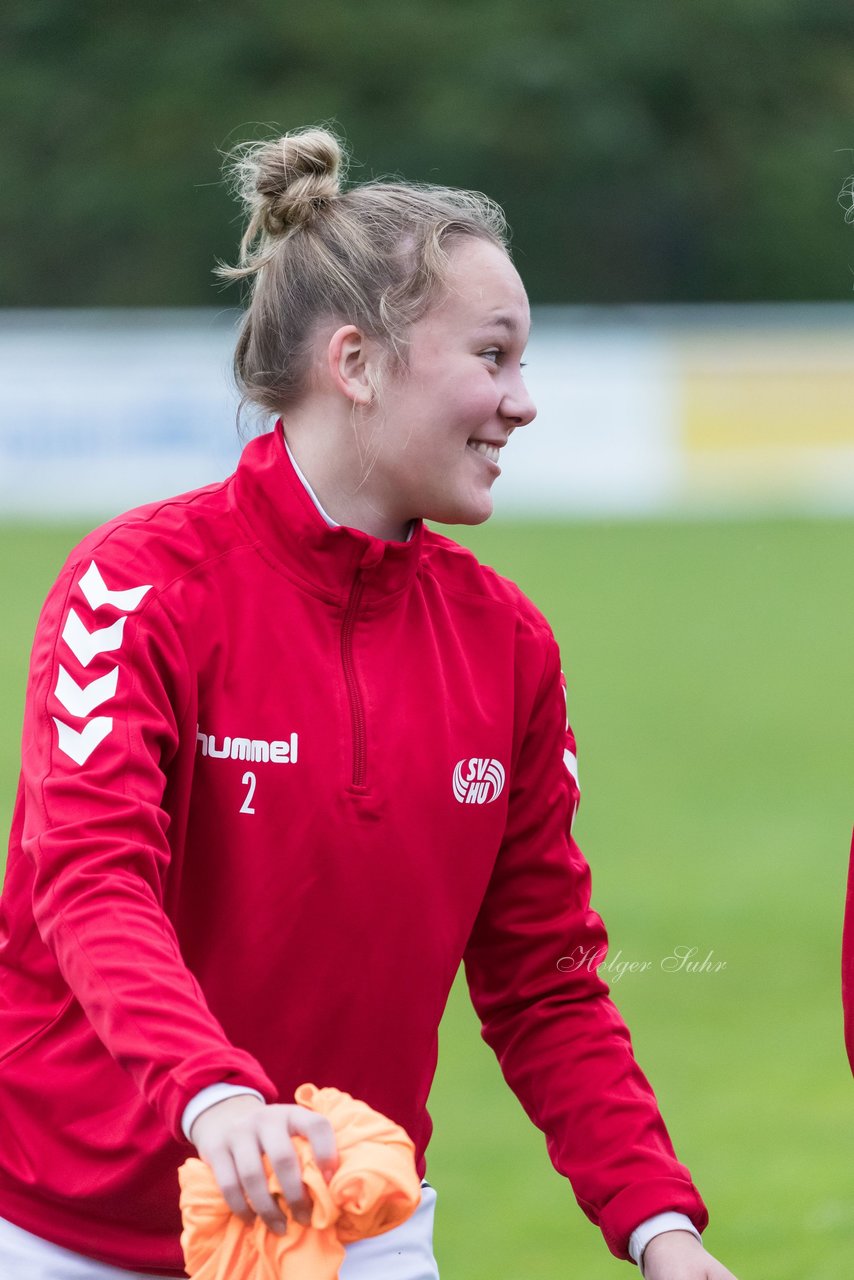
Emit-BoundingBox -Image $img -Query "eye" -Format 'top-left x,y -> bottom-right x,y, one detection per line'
479,347 -> 528,371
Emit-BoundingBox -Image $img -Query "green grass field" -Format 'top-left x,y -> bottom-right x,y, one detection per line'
2,517 -> 853,1279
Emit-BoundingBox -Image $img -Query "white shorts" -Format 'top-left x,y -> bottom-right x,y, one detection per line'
0,1183 -> 440,1279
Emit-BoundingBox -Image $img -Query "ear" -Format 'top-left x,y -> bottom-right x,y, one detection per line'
327,325 -> 377,406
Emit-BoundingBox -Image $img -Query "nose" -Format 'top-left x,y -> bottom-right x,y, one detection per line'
501,371 -> 537,430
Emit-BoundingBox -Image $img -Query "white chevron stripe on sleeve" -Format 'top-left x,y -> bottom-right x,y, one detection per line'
563,748 -> 579,786
79,561 -> 153,613
61,610 -> 127,668
52,716 -> 114,765
54,664 -> 119,718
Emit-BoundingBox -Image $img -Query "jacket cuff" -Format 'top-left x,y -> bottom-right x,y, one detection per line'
161,1055 -> 279,1143
597,1178 -> 709,1260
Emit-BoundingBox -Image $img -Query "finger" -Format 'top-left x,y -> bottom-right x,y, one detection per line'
230,1133 -> 289,1234
259,1126 -> 312,1226
205,1149 -> 255,1226
288,1110 -> 339,1180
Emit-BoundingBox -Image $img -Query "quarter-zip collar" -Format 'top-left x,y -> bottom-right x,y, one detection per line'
232,421 -> 424,609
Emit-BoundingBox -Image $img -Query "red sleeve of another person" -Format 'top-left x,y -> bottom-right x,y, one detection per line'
842,829 -> 854,1072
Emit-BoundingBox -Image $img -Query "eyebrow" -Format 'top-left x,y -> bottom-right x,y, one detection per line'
479,314 -> 520,333
476,313 -> 532,346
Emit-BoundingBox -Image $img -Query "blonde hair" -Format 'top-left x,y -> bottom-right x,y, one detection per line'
219,125 -> 509,422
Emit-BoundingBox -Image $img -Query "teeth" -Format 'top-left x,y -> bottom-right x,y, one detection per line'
468,441 -> 500,464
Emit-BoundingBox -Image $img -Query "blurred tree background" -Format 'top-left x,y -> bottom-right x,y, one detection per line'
2,0 -> 854,306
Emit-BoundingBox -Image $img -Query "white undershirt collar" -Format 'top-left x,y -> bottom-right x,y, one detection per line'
283,436 -> 339,528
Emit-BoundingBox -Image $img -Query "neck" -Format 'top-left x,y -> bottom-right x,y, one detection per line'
280,402 -> 410,542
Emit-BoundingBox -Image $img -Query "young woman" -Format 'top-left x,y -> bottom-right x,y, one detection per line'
0,127 -> 738,1279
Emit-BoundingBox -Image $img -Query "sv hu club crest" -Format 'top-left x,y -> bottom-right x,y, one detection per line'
452,757 -> 505,805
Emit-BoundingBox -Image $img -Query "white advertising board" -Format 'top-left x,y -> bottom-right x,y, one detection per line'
2,305 -> 853,519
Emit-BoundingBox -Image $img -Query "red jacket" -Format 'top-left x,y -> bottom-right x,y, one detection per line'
0,424 -> 706,1274
842,831 -> 854,1069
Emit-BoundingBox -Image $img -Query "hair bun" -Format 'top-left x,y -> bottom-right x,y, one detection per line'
229,127 -> 344,249
261,128 -> 342,232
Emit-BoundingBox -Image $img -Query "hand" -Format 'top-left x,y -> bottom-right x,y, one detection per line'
642,1230 -> 739,1280
189,1094 -> 339,1235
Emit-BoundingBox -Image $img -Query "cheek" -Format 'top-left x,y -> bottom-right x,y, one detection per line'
455,373 -> 501,425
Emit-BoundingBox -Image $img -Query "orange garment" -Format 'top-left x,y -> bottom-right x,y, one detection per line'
179,1083 -> 422,1280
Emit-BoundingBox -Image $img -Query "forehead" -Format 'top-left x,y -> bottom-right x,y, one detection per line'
430,238 -> 530,335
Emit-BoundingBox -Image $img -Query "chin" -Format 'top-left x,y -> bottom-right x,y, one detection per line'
429,492 -> 494,527
454,507 -> 493,527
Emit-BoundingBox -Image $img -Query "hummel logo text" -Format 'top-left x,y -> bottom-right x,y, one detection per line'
196,730 -> 299,764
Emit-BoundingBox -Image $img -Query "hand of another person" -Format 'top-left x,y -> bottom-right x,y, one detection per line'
189,1094 -> 339,1234
641,1230 -> 739,1280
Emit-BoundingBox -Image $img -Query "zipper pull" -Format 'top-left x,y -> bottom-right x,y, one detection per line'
358,541 -> 384,570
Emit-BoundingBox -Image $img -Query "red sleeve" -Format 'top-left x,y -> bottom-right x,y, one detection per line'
842,829 -> 854,1071
19,553 -> 277,1140
462,629 -> 708,1259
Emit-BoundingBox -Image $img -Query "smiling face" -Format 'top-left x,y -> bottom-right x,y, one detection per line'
363,237 -> 536,530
